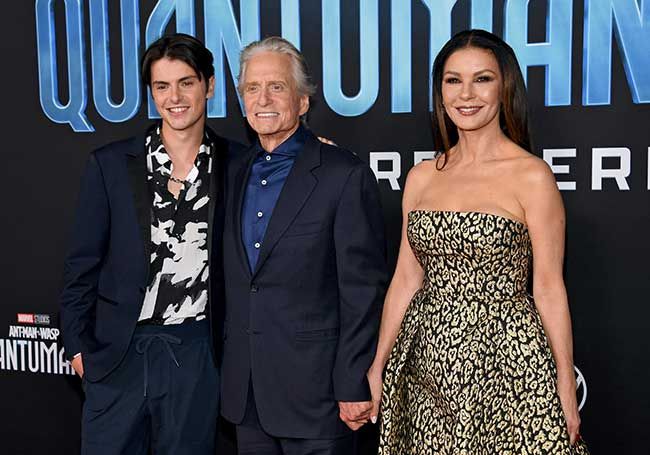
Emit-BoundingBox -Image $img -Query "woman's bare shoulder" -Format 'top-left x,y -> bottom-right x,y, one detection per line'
502,143 -> 555,185
402,157 -> 439,209
406,157 -> 439,188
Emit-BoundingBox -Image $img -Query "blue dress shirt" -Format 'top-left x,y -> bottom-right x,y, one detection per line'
242,126 -> 307,271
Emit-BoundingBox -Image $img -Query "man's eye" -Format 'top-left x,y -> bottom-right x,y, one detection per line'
181,80 -> 194,87
154,85 -> 167,91
270,84 -> 284,91
246,86 -> 259,93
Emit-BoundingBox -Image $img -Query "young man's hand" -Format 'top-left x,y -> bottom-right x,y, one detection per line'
71,354 -> 84,378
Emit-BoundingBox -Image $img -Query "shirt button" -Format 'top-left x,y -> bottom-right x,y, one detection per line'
265,155 -> 271,161
250,284 -> 258,293
254,242 -> 261,249
261,179 -> 267,186
257,211 -> 263,218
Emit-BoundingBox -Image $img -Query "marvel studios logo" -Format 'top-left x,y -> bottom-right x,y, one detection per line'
17,313 -> 51,325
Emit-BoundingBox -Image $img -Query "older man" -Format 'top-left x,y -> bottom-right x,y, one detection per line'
220,37 -> 388,454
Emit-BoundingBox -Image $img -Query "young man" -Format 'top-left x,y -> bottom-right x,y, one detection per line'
60,33 -> 236,454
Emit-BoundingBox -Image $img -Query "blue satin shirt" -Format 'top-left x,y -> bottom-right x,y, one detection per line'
241,125 -> 307,271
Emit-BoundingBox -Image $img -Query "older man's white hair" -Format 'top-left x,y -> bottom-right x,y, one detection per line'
237,36 -> 317,98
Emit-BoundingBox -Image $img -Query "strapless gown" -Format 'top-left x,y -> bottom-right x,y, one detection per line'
379,210 -> 589,454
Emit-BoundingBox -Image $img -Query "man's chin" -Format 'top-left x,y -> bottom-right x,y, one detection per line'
248,122 -> 276,132
162,117 -> 200,132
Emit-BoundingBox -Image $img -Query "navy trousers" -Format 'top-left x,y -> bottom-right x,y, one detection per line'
236,382 -> 356,455
81,320 -> 219,455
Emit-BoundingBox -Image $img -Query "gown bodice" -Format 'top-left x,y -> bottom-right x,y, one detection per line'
407,210 -> 532,301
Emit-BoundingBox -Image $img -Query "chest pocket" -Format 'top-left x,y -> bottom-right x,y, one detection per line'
283,220 -> 325,238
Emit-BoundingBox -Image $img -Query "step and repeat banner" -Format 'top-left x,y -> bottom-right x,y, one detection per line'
1,0 -> 648,453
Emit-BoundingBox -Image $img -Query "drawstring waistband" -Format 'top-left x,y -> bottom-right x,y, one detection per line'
135,333 -> 182,397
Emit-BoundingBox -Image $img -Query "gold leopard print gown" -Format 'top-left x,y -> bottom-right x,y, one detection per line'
379,211 -> 589,455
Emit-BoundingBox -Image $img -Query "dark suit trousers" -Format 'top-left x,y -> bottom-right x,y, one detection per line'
236,381 -> 356,455
81,320 -> 219,455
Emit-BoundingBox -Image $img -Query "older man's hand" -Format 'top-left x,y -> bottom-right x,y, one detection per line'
338,401 -> 372,431
317,136 -> 337,146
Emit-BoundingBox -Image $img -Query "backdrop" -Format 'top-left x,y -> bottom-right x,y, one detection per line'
1,1 -> 648,454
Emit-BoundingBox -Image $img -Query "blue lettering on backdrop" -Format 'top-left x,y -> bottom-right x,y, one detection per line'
393,0 -> 492,112
420,0 -> 456,110
204,0 -> 259,117
281,0 -> 301,49
583,0 -> 650,104
145,0 -> 196,118
35,0 -> 93,132
34,0 -> 650,132
391,0 -> 411,113
472,0 -> 494,32
90,0 -> 141,123
322,0 -> 379,116
504,0 -> 573,106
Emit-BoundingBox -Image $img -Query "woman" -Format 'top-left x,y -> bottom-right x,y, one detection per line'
367,30 -> 589,454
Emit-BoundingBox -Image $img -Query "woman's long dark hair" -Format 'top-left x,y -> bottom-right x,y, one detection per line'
432,29 -> 533,169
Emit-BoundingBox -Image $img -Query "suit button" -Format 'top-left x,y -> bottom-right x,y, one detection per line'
250,285 -> 258,293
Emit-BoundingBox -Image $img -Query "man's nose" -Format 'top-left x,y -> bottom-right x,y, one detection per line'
257,87 -> 271,106
170,84 -> 181,103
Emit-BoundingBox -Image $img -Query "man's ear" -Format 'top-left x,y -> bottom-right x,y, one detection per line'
299,94 -> 309,116
206,75 -> 216,99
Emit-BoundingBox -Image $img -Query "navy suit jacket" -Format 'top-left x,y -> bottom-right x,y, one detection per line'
60,127 -> 236,382
221,131 -> 388,438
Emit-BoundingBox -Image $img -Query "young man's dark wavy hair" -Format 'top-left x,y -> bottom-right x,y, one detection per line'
141,33 -> 214,88
431,29 -> 533,170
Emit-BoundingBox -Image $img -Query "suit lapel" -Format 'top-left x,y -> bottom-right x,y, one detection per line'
232,146 -> 259,277
206,129 -> 227,266
253,135 -> 321,277
125,134 -> 151,281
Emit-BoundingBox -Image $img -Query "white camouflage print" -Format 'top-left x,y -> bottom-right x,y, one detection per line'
138,126 -> 212,325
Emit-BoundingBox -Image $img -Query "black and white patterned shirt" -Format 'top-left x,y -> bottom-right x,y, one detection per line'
138,125 -> 212,325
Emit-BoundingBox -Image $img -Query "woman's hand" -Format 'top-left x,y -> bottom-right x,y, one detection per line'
557,375 -> 581,444
367,365 -> 383,424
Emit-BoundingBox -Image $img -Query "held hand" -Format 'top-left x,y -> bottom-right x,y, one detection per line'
71,354 -> 84,378
338,401 -> 372,431
317,136 -> 337,146
557,377 -> 581,445
367,366 -> 383,424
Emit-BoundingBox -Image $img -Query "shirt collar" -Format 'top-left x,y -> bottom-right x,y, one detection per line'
255,124 -> 307,158
146,123 -> 212,174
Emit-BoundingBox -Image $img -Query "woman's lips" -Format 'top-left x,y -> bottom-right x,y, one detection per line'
456,106 -> 482,116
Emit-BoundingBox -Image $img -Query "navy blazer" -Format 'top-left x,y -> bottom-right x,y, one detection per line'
221,131 -> 389,438
59,127 -> 236,382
